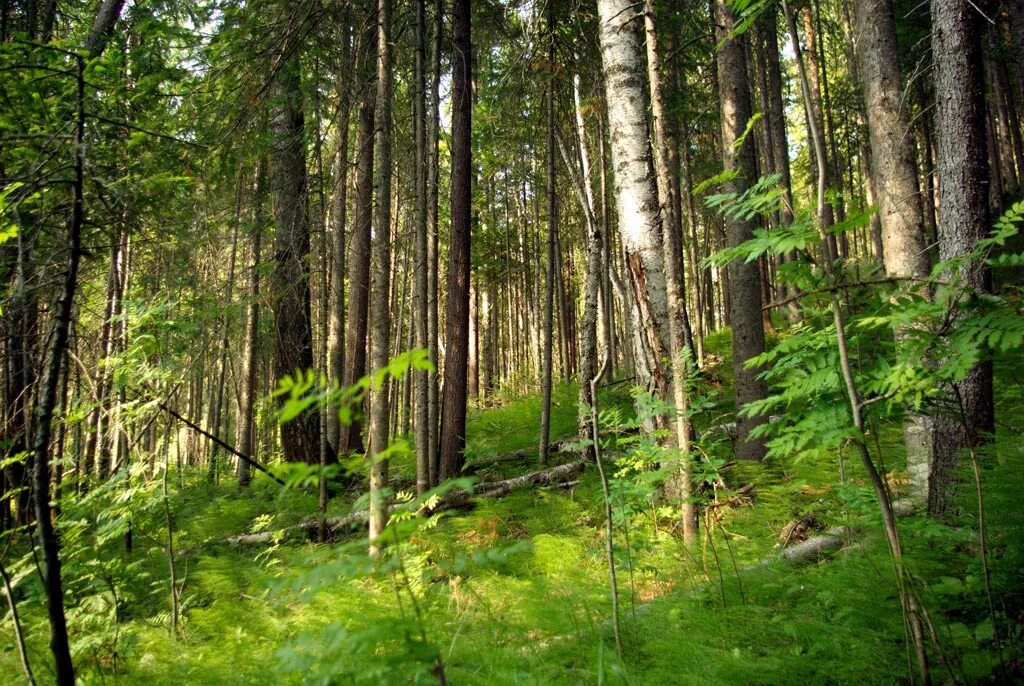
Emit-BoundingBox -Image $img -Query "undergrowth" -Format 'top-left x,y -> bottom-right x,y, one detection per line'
1,336 -> 1022,684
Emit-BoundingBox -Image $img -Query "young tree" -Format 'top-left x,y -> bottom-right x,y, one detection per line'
339,27 -> 377,457
644,0 -> 697,541
368,0 -> 394,549
438,0 -> 473,481
236,161 -> 266,486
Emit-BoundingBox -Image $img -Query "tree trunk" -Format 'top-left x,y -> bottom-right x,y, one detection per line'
427,0 -> 442,487
270,52 -> 320,464
539,19 -> 557,466
716,0 -> 769,461
929,0 -> 994,518
854,0 -> 933,506
367,0 -> 393,551
339,32 -> 377,457
596,0 -> 672,408
413,0 -> 430,495
438,0 -> 472,481
326,21 -> 354,454
644,0 -> 697,543
84,0 -> 125,58
236,160 -> 265,486
32,53 -> 85,684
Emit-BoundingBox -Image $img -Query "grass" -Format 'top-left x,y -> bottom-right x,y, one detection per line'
2,337 -> 1022,684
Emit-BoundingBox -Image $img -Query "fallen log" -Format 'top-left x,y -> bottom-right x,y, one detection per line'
472,459 -> 586,499
228,459 -> 588,545
778,526 -> 850,563
461,441 -> 579,474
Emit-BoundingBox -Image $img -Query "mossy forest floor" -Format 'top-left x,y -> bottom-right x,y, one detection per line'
3,331 -> 1023,684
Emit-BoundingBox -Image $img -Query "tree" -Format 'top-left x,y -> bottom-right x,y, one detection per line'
368,0 -> 394,550
538,9 -> 557,465
236,160 -> 266,486
438,0 -> 473,481
413,0 -> 429,494
714,0 -> 768,461
644,0 -> 697,541
339,25 -> 377,458
928,0 -> 994,517
269,50 -> 321,464
853,0 -> 933,505
596,0 -> 671,405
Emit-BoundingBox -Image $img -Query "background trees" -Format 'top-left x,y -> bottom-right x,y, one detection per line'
1,0 -> 1022,681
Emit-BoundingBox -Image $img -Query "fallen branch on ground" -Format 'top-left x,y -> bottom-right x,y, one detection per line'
461,441 -> 580,473
228,459 -> 588,545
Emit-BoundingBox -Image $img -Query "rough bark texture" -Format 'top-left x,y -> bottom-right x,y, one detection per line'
854,0 -> 933,505
438,0 -> 472,481
715,0 -> 769,461
929,0 -> 994,518
368,0 -> 393,549
413,0 -> 429,495
339,37 -> 376,457
427,0 -> 442,486
84,0 -> 125,58
596,0 -> 671,404
269,53 -> 320,464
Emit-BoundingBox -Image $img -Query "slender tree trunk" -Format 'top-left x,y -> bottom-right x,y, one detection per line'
236,160 -> 265,486
367,0 -> 393,552
326,21 -> 354,454
339,33 -> 377,457
644,0 -> 697,542
413,0 -> 430,495
426,0 -> 443,486
716,0 -> 769,461
32,52 -> 85,685
539,27 -> 557,465
438,0 -> 472,481
929,0 -> 994,518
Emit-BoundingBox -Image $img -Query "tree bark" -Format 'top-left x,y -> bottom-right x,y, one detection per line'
644,0 -> 697,542
413,0 -> 430,495
32,52 -> 86,685
236,160 -> 265,486
438,0 -> 473,481
596,0 -> 672,407
85,0 -> 125,58
427,0 -> 443,487
715,0 -> 769,461
929,0 -> 994,518
367,0 -> 393,552
270,51 -> 320,464
339,31 -> 377,457
854,0 -> 933,506
326,20 -> 354,455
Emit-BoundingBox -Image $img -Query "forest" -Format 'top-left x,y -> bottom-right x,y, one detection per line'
2,0 -> 1024,683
